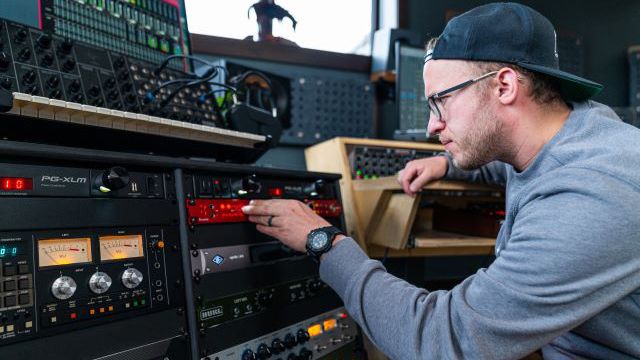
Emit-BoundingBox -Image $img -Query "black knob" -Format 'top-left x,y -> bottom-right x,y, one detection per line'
103,77 -> 116,89
108,90 -> 119,101
296,329 -> 310,344
256,343 -> 271,359
256,291 -> 271,306
14,29 -> 27,43
58,39 -> 74,54
307,279 -> 322,294
0,52 -> 10,71
303,179 -> 325,197
22,70 -> 36,84
0,77 -> 12,90
242,349 -> 257,360
40,53 -> 54,67
37,34 -> 52,49
68,79 -> 81,93
121,82 -> 133,92
49,89 -> 62,99
25,84 -> 38,95
125,93 -> 137,104
18,48 -> 31,61
88,85 -> 100,97
117,70 -> 130,81
46,75 -> 60,88
298,348 -> 312,360
113,56 -> 126,69
71,93 -> 84,103
91,98 -> 104,107
271,339 -> 285,355
62,58 -> 76,71
284,333 -> 297,349
96,167 -> 130,192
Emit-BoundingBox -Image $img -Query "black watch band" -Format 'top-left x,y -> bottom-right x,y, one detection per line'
306,226 -> 343,261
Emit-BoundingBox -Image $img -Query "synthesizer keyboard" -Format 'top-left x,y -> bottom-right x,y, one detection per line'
7,92 -> 266,149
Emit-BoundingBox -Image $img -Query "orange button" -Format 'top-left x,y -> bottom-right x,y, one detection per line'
156,240 -> 165,249
99,308 -> 105,313
89,309 -> 95,315
108,306 -> 114,312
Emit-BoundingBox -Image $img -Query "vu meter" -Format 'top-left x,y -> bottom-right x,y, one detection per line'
38,237 -> 93,267
99,235 -> 145,261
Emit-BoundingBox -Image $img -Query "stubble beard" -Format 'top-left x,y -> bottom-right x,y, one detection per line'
451,104 -> 504,170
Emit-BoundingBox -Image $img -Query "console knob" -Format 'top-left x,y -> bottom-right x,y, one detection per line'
58,39 -> 74,54
37,34 -> 52,49
14,28 -> 28,43
68,79 -> 81,93
271,338 -> 286,355
62,58 -> 76,71
46,75 -> 60,88
284,333 -> 297,349
22,70 -> 36,84
0,52 -> 10,71
296,329 -> 310,344
41,53 -> 54,67
95,166 -> 130,192
121,268 -> 143,289
17,47 -> 31,61
256,343 -> 271,359
298,348 -> 312,360
0,77 -> 12,90
89,271 -> 112,294
232,174 -> 261,195
256,290 -> 272,306
113,56 -> 126,69
304,179 -> 325,197
51,276 -> 77,300
241,349 -> 257,360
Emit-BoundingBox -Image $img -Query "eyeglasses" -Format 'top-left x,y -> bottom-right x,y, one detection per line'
427,71 -> 498,120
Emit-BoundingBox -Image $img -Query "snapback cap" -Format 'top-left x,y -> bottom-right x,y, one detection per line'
430,2 -> 602,101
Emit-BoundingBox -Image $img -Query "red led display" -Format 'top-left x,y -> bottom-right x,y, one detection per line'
1,177 -> 33,191
187,199 -> 251,225
268,187 -> 283,197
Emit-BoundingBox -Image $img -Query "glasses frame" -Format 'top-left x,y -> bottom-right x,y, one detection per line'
427,71 -> 499,120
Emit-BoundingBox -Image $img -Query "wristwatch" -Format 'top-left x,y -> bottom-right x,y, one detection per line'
305,226 -> 344,261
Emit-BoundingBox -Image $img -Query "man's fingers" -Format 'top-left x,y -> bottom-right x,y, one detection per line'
242,204 -> 271,216
401,166 -> 418,194
247,215 -> 272,226
409,171 -> 429,193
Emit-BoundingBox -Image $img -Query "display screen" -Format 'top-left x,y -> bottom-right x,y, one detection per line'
99,235 -> 144,261
1,177 -> 33,191
38,237 -> 93,268
0,244 -> 24,258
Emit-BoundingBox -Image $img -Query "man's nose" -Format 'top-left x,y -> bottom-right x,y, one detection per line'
427,116 -> 445,137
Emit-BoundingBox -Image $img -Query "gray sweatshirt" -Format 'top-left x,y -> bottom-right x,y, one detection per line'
320,101 -> 640,359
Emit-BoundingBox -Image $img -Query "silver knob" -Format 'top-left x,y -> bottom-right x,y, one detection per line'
121,268 -> 143,289
89,272 -> 112,294
51,276 -> 77,300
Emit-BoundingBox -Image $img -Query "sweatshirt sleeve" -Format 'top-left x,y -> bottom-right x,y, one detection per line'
443,154 -> 508,187
319,169 -> 640,360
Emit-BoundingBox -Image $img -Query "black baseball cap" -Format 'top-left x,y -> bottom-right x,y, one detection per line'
430,2 -> 602,101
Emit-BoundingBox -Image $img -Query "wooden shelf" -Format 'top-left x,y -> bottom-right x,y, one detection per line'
352,177 -> 503,193
369,230 -> 495,258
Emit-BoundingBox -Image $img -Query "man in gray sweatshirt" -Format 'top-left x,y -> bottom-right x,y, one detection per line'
243,3 -> 640,359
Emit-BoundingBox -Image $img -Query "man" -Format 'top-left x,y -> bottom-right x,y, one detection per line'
243,3 -> 640,359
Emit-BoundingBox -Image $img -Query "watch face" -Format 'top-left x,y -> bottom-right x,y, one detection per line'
310,232 -> 329,250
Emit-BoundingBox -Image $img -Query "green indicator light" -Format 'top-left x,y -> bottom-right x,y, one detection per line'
364,175 -> 370,179
141,299 -> 146,305
148,36 -> 158,49
133,300 -> 139,307
356,170 -> 362,175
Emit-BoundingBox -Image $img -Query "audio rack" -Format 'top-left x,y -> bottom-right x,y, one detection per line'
0,139 -> 365,360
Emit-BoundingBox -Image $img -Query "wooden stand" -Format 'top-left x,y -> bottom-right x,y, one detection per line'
305,137 -> 503,257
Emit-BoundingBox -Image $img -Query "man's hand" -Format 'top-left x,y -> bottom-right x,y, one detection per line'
242,199 -> 333,252
397,156 -> 449,197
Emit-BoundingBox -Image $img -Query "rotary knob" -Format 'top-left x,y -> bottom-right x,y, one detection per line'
256,343 -> 271,359
298,348 -> 312,360
284,333 -> 297,349
271,338 -> 286,355
296,329 -> 310,344
95,166 -> 130,193
89,271 -> 112,294
121,268 -> 143,289
51,276 -> 77,300
241,349 -> 257,360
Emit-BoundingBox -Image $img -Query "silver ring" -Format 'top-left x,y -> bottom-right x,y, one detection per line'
267,215 -> 274,227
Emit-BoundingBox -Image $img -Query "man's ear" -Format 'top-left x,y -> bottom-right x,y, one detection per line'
495,67 -> 520,105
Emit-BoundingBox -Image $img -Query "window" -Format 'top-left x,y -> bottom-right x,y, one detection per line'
185,0 -> 372,55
